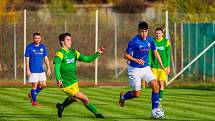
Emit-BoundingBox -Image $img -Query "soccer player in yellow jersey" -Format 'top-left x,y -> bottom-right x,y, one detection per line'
149,28 -> 171,103
53,32 -> 105,118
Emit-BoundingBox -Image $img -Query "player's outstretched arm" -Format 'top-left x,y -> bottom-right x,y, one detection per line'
78,47 -> 104,63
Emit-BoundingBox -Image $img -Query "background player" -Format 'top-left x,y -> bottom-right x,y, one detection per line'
119,21 -> 166,112
25,32 -> 51,106
149,27 -> 171,103
53,32 -> 104,118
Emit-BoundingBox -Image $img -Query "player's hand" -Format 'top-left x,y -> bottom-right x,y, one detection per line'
57,80 -> 62,87
27,70 -> 31,77
162,67 -> 168,74
98,47 -> 105,54
135,58 -> 144,65
47,69 -> 51,76
166,67 -> 170,75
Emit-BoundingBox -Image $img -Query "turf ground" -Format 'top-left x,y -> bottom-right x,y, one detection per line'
0,86 -> 214,121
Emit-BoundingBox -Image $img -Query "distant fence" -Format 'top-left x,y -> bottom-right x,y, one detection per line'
0,9 -> 214,85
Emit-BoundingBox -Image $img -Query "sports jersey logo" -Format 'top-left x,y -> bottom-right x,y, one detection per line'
156,46 -> 164,50
148,43 -> 151,47
40,48 -> 44,52
139,44 -> 150,52
66,58 -> 75,64
33,49 -> 43,54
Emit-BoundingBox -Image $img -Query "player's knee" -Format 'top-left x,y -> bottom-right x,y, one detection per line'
133,91 -> 141,98
41,83 -> 46,88
81,95 -> 89,104
150,80 -> 159,92
39,82 -> 46,88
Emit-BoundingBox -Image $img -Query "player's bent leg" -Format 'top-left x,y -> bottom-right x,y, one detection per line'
150,80 -> 159,109
119,91 -> 125,107
36,81 -> 46,94
74,91 -> 104,118
119,90 -> 141,107
56,103 -> 64,118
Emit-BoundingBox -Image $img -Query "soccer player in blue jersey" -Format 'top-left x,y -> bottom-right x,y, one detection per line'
119,21 -> 166,113
25,33 -> 51,106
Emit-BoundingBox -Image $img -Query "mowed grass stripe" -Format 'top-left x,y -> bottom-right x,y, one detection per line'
0,88 -> 96,119
163,101 -> 214,120
0,87 -> 214,120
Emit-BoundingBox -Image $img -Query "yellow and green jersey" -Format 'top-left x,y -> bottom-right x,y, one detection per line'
53,48 -> 100,87
149,37 -> 171,68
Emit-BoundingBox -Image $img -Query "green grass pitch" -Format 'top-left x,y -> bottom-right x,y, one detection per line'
0,86 -> 214,121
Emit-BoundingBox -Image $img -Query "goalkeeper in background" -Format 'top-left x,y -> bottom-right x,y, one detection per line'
53,32 -> 104,118
149,27 -> 171,103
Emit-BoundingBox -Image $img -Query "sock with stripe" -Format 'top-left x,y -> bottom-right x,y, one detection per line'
31,89 -> 37,102
152,91 -> 159,109
123,91 -> 133,100
36,86 -> 42,94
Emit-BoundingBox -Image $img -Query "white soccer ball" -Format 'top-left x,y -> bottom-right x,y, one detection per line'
151,107 -> 164,119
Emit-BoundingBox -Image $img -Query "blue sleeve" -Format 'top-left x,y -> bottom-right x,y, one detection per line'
43,45 -> 48,57
150,39 -> 156,51
126,41 -> 134,54
25,46 -> 30,57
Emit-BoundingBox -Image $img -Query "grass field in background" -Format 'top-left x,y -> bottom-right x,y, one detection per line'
0,86 -> 214,121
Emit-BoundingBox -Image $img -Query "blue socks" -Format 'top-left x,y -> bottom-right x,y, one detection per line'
31,89 -> 37,102
152,92 -> 159,109
36,86 -> 42,93
31,86 -> 42,102
123,91 -> 133,100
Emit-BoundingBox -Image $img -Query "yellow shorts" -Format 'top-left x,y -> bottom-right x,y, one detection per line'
151,68 -> 167,81
62,82 -> 79,96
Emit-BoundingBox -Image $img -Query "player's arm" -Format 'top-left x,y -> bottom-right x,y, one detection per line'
43,46 -> 51,76
124,52 -> 144,65
25,57 -> 31,77
53,52 -> 63,87
153,50 -> 165,70
150,39 -> 165,71
76,47 -> 104,63
44,56 -> 51,76
24,47 -> 31,77
124,41 -> 144,65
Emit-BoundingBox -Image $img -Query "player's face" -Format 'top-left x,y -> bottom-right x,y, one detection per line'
63,36 -> 72,49
155,30 -> 163,40
138,29 -> 148,39
33,35 -> 41,45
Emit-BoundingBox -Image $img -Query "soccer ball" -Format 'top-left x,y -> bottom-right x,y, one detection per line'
151,107 -> 164,119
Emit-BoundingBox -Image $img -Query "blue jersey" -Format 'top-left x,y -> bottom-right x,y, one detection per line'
126,35 -> 156,68
25,43 -> 48,73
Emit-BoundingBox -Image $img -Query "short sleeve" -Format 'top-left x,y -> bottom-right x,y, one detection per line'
150,39 -> 156,51
53,51 -> 63,64
43,45 -> 48,57
126,41 -> 134,54
25,46 -> 30,57
75,50 -> 81,59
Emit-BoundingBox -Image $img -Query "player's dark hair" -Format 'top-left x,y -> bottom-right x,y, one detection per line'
155,27 -> 164,33
59,32 -> 71,46
33,32 -> 41,37
138,21 -> 148,30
